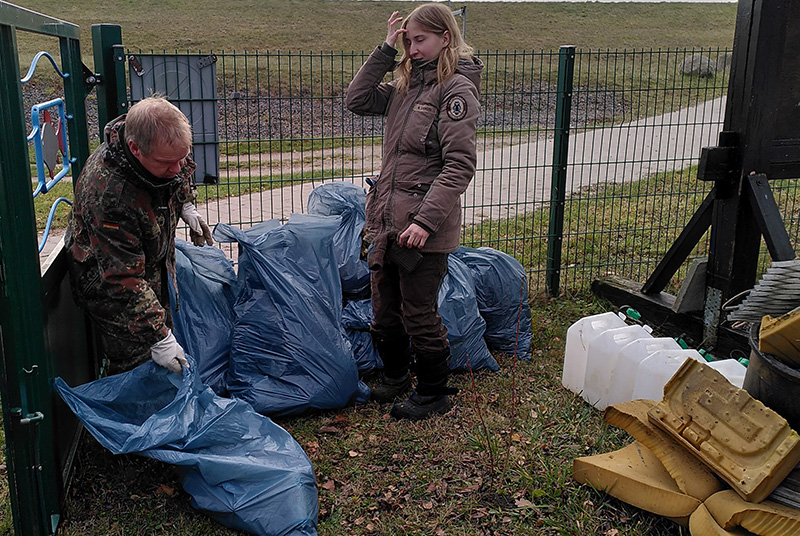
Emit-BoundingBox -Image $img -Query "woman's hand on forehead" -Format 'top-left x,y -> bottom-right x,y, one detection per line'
386,10 -> 406,49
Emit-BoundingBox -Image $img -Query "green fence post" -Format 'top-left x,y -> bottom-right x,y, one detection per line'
92,24 -> 126,138
546,45 -> 575,298
60,34 -> 91,182
0,18 -> 60,536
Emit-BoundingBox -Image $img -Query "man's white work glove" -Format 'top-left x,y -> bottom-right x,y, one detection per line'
181,202 -> 213,247
150,330 -> 189,374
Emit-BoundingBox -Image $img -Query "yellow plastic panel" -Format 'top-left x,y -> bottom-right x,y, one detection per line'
573,441 -> 701,525
705,490 -> 800,536
689,503 -> 756,536
649,360 -> 800,503
759,314 -> 800,368
604,399 -> 723,500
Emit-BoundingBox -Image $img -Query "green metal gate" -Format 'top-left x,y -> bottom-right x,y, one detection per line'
0,4 -> 125,535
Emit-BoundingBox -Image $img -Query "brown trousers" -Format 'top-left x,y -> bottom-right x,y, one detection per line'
370,252 -> 449,354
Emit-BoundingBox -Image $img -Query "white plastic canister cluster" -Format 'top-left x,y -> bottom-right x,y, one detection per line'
582,324 -> 654,410
562,312 -> 627,396
563,312 -> 749,409
630,348 -> 705,401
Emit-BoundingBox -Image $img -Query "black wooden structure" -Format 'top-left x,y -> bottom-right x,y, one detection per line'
594,0 -> 800,354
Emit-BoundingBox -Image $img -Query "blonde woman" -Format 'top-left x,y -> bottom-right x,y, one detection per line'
346,4 -> 483,420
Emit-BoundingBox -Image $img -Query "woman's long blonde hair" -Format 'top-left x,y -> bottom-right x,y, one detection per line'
395,3 -> 474,94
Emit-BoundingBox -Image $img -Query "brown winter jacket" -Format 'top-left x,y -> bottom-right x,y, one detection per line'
346,44 -> 482,264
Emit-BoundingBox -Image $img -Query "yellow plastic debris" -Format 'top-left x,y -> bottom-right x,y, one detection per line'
759,314 -> 800,368
604,399 -> 723,501
704,489 -> 800,536
689,503 -> 755,536
573,441 -> 701,525
649,360 -> 800,503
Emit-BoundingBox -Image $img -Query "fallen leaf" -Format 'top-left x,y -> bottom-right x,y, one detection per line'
422,501 -> 434,510
155,484 -> 176,497
511,433 -> 522,442
331,414 -> 349,424
605,530 -> 619,536
321,480 -> 335,491
470,507 -> 488,519
515,498 -> 535,508
436,529 -> 446,536
458,482 -> 481,494
348,450 -> 360,457
426,482 -> 437,493
318,426 -> 339,434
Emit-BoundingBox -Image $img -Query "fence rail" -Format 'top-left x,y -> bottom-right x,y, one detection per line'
123,46 -> 796,296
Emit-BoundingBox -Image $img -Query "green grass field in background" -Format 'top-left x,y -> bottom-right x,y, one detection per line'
14,0 -> 736,60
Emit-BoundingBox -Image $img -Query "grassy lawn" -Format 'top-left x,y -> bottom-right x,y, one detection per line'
52,295 -> 687,536
15,164 -> 729,536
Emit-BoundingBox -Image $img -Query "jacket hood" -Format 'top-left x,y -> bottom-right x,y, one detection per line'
456,56 -> 483,97
103,115 -> 194,191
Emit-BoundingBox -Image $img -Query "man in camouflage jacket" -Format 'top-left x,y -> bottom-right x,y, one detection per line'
65,97 -> 213,375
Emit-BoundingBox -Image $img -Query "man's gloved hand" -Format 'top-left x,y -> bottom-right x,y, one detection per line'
150,330 -> 189,374
181,202 -> 213,246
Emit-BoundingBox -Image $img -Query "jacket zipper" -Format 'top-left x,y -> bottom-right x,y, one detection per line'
384,78 -> 426,232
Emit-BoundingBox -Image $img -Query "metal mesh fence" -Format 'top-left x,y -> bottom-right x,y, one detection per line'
126,46 -> 798,296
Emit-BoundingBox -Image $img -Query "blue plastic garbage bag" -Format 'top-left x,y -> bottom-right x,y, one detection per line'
452,246 -> 532,361
214,217 -> 366,415
306,182 -> 370,298
342,299 -> 382,372
169,240 -> 238,394
440,255 -> 499,372
54,357 -> 319,536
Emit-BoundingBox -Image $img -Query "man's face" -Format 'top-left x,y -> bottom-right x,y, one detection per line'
128,139 -> 190,179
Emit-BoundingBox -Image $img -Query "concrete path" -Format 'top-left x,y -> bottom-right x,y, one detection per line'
197,96 -> 726,226
39,96 -> 726,264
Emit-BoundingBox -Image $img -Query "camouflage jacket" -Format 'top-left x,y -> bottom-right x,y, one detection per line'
65,115 -> 196,348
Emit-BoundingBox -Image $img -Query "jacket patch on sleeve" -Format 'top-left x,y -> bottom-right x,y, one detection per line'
446,96 -> 468,121
102,221 -> 120,231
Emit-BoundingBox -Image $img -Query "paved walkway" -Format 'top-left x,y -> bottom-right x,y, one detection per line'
197,96 -> 725,226
39,96 -> 726,264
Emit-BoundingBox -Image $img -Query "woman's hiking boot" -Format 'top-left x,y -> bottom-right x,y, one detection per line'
370,372 -> 412,403
390,392 -> 452,420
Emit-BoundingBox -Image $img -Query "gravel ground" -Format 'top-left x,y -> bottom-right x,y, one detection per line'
216,81 -> 624,142
21,80 -> 624,145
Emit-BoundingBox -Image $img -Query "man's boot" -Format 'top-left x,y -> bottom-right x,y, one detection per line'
370,332 -> 413,403
391,347 -> 454,420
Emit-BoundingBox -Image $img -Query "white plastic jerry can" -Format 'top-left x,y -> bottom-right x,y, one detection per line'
631,348 -> 705,402
707,358 -> 747,388
605,337 -> 682,408
562,311 -> 626,395
582,324 -> 653,410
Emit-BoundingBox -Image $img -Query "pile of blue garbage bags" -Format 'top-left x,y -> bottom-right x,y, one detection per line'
56,181 -> 532,536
